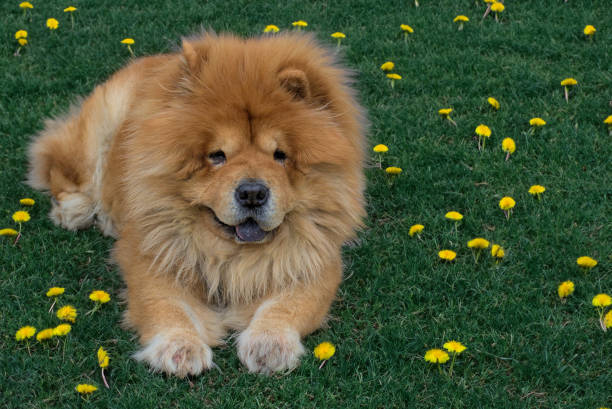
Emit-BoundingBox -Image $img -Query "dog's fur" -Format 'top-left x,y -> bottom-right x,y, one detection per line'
27,33 -> 366,376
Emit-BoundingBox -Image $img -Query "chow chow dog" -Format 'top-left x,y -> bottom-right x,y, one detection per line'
28,32 -> 366,376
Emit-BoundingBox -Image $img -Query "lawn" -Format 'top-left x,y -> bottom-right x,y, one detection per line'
1,0 -> 610,408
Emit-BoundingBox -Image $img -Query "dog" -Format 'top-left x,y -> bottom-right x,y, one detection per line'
27,32 -> 367,376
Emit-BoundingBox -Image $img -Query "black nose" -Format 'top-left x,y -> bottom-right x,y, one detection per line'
235,181 -> 269,208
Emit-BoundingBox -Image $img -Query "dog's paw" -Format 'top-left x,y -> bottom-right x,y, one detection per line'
50,192 -> 95,230
133,333 -> 213,377
237,326 -> 305,375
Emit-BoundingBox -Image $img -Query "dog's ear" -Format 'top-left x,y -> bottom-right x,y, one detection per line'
278,68 -> 311,100
181,38 -> 208,73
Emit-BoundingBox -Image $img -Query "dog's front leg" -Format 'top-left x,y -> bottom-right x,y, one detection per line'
237,260 -> 342,374
115,231 -> 225,377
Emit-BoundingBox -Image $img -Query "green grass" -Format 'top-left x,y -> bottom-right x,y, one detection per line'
1,0 -> 610,408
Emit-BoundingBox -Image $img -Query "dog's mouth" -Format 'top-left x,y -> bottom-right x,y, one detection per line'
210,211 -> 272,243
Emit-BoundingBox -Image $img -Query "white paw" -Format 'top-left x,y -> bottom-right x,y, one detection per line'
237,327 -> 305,375
133,333 -> 213,377
50,192 -> 95,230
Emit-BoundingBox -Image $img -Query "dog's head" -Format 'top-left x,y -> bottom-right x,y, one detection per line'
126,33 -> 366,249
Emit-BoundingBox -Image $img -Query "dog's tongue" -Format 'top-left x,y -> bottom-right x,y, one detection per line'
235,219 -> 266,242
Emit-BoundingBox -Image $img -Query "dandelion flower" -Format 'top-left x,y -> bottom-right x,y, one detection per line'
36,328 -> 54,341
0,228 -> 19,236
331,32 -> 346,47
424,348 -> 449,364
488,97 -> 500,110
57,305 -> 77,323
75,384 -> 98,394
263,25 -> 279,33
386,73 -> 401,88
98,347 -> 110,368
400,24 -> 414,34
557,281 -> 574,299
53,324 -> 71,336
12,211 -> 30,223
64,6 -> 77,12
490,1 -> 504,21
583,25 -> 596,37
592,294 -> 611,308
491,244 -> 505,262
475,124 -> 491,150
373,144 -> 389,153
20,2 -> 33,9
89,290 -> 111,304
528,185 -> 546,199
292,20 -> 308,29
576,256 -> 597,269
439,250 -> 457,262
46,287 -> 65,297
121,38 -> 135,56
15,30 -> 28,40
529,117 -> 546,127
380,61 -> 395,71
15,326 -> 36,341
453,15 -> 469,31
499,196 -> 515,220
468,238 -> 490,249
502,138 -> 515,161
314,342 -> 335,360
445,211 -> 463,221
385,166 -> 402,175
560,78 -> 577,102
443,341 -> 466,354
409,224 -> 424,237
604,310 -> 612,329
19,198 -> 35,206
46,18 -> 59,30
18,38 -> 28,46
439,108 -> 457,126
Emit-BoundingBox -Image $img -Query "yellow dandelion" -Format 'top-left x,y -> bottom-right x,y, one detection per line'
53,324 -> 72,336
583,25 -> 596,37
528,185 -> 546,199
314,342 -> 335,361
488,97 -> 500,110
386,73 -> 402,88
491,244 -> 505,262
491,1 -> 504,21
445,211 -> 463,221
373,144 -> 389,153
409,224 -> 424,237
400,24 -> 414,33
15,326 -> 36,341
36,328 -> 54,341
557,281 -> 574,299
380,61 -> 395,71
46,18 -> 59,30
475,124 -> 491,150
263,25 -> 279,33
331,32 -> 346,47
560,78 -> 577,102
57,305 -> 77,323
46,287 -> 65,297
499,196 -> 515,220
468,238 -> 490,249
443,341 -> 466,354
15,30 -> 28,40
0,228 -> 19,236
453,15 -> 469,31
605,115 -> 612,125
98,347 -> 110,368
292,20 -> 308,29
20,2 -> 33,9
89,290 -> 111,304
439,250 -> 457,262
75,384 -> 98,394
121,38 -> 135,56
424,348 -> 449,364
592,294 -> 611,308
18,38 -> 28,46
576,256 -> 597,269
604,311 -> 612,329
438,108 -> 457,126
19,198 -> 35,206
529,117 -> 546,127
502,138 -> 516,160
385,166 -> 402,175
12,211 -> 30,223
64,6 -> 77,12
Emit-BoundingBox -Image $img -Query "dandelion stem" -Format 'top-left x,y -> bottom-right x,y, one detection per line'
483,5 -> 491,19
505,151 -> 510,161
447,117 -> 457,127
564,86 -> 569,103
48,298 -> 57,313
318,359 -> 328,369
102,369 -> 110,389
449,354 -> 456,377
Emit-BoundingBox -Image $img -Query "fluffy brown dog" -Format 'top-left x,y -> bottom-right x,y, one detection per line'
27,32 -> 366,376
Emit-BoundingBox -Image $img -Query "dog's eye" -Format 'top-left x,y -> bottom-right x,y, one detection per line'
273,149 -> 287,162
208,150 -> 226,165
